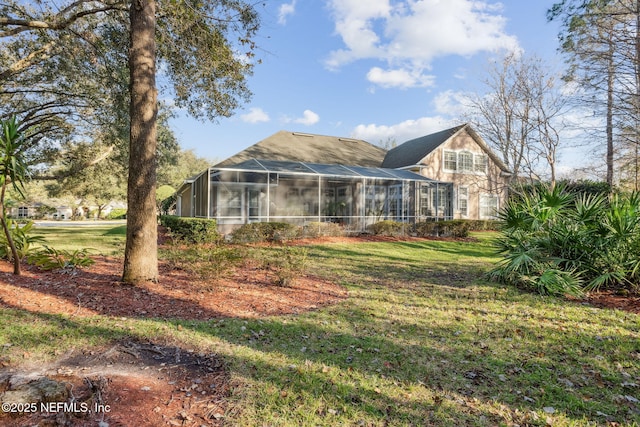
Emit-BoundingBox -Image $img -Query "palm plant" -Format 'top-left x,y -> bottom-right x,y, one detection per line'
490,184 -> 583,296
491,183 -> 640,296
0,117 -> 30,275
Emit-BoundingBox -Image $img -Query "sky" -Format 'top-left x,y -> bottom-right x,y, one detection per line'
168,0 -> 580,172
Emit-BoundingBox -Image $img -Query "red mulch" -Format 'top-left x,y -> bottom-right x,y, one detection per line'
0,255 -> 347,321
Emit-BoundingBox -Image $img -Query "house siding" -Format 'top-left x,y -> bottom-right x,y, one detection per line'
417,129 -> 508,220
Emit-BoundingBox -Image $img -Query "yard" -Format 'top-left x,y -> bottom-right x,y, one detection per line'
0,226 -> 638,426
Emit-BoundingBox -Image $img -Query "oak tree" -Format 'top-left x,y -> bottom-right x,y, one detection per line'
0,0 -> 261,282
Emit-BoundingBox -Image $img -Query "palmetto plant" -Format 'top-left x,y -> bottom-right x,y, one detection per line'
0,117 -> 30,275
490,184 -> 640,296
0,219 -> 44,262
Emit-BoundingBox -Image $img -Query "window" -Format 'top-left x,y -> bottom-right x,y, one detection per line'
433,186 -> 450,217
388,185 -> 402,219
444,150 -> 486,173
220,188 -> 242,218
458,151 -> 473,172
420,186 -> 432,217
444,150 -> 457,171
365,186 -> 386,216
17,207 -> 29,218
474,154 -> 488,173
458,187 -> 468,217
480,194 -> 499,219
248,190 -> 261,219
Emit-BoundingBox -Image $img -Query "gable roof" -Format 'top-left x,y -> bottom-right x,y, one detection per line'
215,130 -> 387,168
381,124 -> 510,173
381,125 -> 466,168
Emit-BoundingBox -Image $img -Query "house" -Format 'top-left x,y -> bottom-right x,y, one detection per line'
176,125 -> 510,233
382,124 -> 511,220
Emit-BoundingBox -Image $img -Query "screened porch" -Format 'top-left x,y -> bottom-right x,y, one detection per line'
177,159 -> 453,233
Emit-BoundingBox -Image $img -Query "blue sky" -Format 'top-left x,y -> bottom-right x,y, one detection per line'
168,0 -> 569,167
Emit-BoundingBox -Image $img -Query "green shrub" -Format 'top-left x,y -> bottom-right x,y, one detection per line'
27,246 -> 95,271
230,222 -> 300,243
159,215 -> 220,244
414,220 -> 470,238
106,208 -> 127,219
301,222 -> 345,238
464,219 -> 503,231
369,220 -> 406,236
489,184 -> 640,296
510,179 -> 611,202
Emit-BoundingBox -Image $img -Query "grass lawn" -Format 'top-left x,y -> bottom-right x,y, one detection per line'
1,231 -> 639,426
31,223 -> 126,255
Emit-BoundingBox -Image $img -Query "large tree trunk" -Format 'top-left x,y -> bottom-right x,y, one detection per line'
123,0 -> 158,283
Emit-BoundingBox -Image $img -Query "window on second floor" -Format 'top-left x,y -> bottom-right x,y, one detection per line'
443,150 -> 488,174
444,150 -> 457,171
459,151 -> 473,172
474,154 -> 488,173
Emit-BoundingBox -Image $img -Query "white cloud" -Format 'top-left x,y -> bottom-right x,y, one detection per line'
366,67 -> 435,89
326,0 -> 520,88
278,1 -> 297,25
295,109 -> 320,125
351,116 -> 457,145
432,90 -> 471,116
241,107 -> 270,124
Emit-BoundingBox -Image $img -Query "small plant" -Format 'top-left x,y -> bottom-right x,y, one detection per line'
256,246 -> 308,286
0,219 -> 44,261
490,184 -> 640,296
160,244 -> 243,281
0,117 -> 30,274
27,246 -> 95,271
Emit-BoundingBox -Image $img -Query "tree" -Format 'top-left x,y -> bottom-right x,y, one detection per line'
465,53 -> 569,187
156,184 -> 175,215
0,1 -> 261,282
0,117 -> 29,274
45,141 -> 127,219
157,149 -> 213,189
123,0 -> 158,282
549,0 -> 640,189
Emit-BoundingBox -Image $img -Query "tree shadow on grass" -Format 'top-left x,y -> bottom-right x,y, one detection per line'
185,302 -> 639,426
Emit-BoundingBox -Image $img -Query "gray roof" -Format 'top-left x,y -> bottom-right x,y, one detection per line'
213,159 -> 440,182
382,125 -> 466,168
381,124 -> 510,173
215,130 -> 387,168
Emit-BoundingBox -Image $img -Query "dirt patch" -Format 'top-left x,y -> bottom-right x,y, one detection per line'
0,340 -> 227,427
587,291 -> 640,314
